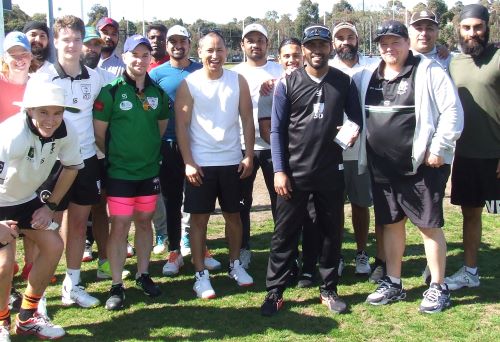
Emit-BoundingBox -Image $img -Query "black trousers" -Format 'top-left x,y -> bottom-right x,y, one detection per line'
240,149 -> 276,249
266,182 -> 344,293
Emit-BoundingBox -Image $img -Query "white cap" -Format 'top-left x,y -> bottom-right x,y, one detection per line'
332,22 -> 358,38
242,23 -> 268,39
14,79 -> 80,113
167,25 -> 191,40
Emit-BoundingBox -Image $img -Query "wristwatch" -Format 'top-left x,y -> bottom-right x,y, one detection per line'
45,201 -> 58,211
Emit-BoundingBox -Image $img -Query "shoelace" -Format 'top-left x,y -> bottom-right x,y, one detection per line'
323,291 -> 339,300
375,279 -> 393,293
168,252 -> 179,263
33,313 -> 54,327
357,253 -> 369,266
422,287 -> 441,303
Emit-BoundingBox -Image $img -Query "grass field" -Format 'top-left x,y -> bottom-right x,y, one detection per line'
11,204 -> 500,341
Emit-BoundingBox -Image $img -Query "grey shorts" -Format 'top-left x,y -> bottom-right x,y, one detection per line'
343,160 -> 372,207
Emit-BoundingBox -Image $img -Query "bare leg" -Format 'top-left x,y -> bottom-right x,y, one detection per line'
384,219 -> 406,279
64,203 -> 92,270
419,227 -> 446,284
91,193 -> 109,260
351,203 -> 369,252
107,215 -> 132,284
375,223 -> 385,261
461,206 -> 483,268
0,244 -> 15,310
133,211 -> 154,275
190,214 -> 210,272
222,212 -> 243,262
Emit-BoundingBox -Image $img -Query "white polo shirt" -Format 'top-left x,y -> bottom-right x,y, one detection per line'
0,113 -> 83,206
36,61 -> 102,159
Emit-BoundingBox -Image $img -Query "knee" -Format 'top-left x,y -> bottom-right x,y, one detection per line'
40,233 -> 64,258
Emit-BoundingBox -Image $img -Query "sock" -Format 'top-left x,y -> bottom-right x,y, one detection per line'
135,272 -> 147,280
98,259 -> 106,266
0,306 -> 10,326
388,275 -> 401,285
19,290 -> 42,321
464,266 -> 478,275
64,268 -> 81,288
111,282 -> 123,287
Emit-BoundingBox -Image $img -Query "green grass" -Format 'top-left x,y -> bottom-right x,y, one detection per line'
12,205 -> 500,341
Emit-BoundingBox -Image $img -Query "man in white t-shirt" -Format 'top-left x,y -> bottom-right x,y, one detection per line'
232,23 -> 282,269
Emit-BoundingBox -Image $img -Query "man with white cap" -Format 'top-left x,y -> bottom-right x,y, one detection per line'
97,17 -> 125,77
0,80 -> 82,340
232,23 -> 282,269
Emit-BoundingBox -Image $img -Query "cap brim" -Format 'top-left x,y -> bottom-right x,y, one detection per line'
302,36 -> 331,44
83,37 -> 105,44
410,18 -> 438,25
374,33 -> 407,42
13,101 -> 80,113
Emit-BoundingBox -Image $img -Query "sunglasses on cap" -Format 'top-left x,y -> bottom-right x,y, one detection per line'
375,22 -> 408,40
303,26 -> 332,41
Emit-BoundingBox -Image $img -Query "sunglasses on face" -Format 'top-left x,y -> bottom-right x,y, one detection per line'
303,27 -> 332,41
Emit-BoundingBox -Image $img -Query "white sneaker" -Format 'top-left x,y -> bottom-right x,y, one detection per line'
204,250 -> 221,270
153,235 -> 167,255
239,248 -> 251,269
0,321 -> 10,342
162,250 -> 184,276
61,284 -> 100,308
445,266 -> 480,291
193,270 -> 216,299
15,312 -> 65,339
82,241 -> 93,262
355,251 -> 371,275
180,232 -> 191,256
229,260 -> 254,286
422,265 -> 431,285
127,243 -> 135,258
36,294 -> 48,319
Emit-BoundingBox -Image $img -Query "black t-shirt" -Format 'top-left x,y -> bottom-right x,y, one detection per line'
365,53 -> 420,183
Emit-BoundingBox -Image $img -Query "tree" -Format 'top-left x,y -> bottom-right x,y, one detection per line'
427,0 -> 448,25
412,2 -> 427,13
333,0 -> 354,14
87,4 -> 108,27
31,13 -> 47,23
295,0 -> 319,37
3,4 -> 30,33
277,14 -> 295,40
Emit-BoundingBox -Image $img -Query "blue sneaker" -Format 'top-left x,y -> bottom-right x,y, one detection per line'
180,233 -> 191,256
153,234 -> 167,255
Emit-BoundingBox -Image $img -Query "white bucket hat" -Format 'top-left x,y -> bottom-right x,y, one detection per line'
14,80 -> 80,113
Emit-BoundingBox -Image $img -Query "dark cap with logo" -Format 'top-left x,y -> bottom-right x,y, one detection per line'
302,25 -> 332,44
374,20 -> 409,42
410,10 -> 438,25
96,17 -> 119,31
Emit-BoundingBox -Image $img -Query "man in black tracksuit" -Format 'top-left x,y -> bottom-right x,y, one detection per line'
260,25 -> 362,316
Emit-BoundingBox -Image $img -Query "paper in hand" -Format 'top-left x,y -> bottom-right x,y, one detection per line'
334,119 -> 360,150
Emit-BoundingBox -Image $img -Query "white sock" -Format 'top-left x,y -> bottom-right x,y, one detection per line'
388,275 -> 401,285
64,269 -> 81,287
464,266 -> 478,275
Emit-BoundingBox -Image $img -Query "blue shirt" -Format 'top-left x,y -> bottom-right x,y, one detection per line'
149,60 -> 202,140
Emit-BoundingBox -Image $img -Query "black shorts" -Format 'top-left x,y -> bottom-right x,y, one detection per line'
451,156 -> 500,213
0,197 -> 44,230
184,165 -> 241,214
106,176 -> 161,197
37,155 -> 101,210
372,164 -> 450,228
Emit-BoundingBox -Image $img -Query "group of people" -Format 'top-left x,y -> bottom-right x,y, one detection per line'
0,2 -> 497,340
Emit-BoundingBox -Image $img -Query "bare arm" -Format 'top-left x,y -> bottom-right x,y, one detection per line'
238,74 -> 255,179
93,119 -> 109,153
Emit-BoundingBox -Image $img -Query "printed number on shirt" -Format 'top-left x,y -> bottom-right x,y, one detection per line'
313,103 -> 324,119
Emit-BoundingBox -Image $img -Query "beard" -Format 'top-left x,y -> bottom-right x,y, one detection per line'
31,44 -> 49,63
101,44 -> 116,54
459,28 -> 489,57
335,43 -> 358,61
81,52 -> 100,69
152,49 -> 166,60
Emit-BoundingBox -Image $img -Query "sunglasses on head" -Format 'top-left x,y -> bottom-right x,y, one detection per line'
303,26 -> 332,41
376,24 -> 407,37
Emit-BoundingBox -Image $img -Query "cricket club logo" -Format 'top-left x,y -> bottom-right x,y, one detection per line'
147,97 -> 159,110
397,80 -> 408,95
81,84 -> 92,100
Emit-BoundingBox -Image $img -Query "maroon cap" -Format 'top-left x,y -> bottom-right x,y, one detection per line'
96,17 -> 119,31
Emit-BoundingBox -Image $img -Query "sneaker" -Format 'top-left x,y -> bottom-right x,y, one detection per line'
153,234 -> 167,255
228,260 -> 254,286
369,259 -> 386,284
320,290 -> 347,314
180,233 -> 191,256
419,283 -> 451,314
105,284 -> 125,311
15,313 -> 65,339
355,250 -> 371,275
8,288 -> 22,312
445,266 -> 480,291
338,256 -> 345,277
126,243 -> 135,258
366,276 -> 406,305
162,250 -> 184,276
239,248 -> 252,269
204,250 -> 221,271
260,289 -> 284,316
136,273 -> 162,297
297,273 -> 315,288
0,320 -> 10,342
37,295 -> 48,319
193,270 -> 216,299
97,260 -> 131,280
422,265 -> 431,286
82,240 -> 93,262
61,284 -> 100,308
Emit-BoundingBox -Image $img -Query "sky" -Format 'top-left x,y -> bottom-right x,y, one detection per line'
12,0 -> 481,25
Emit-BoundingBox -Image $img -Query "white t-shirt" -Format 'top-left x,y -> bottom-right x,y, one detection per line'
233,61 -> 282,150
185,69 -> 242,167
0,113 -> 83,206
36,61 -> 103,159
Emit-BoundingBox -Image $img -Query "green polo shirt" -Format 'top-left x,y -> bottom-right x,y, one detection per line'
93,72 -> 171,180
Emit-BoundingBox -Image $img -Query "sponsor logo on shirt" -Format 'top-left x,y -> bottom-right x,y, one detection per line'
94,100 -> 105,112
120,101 -> 133,111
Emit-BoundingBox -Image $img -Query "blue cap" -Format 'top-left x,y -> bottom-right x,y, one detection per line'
3,31 -> 31,53
123,34 -> 152,53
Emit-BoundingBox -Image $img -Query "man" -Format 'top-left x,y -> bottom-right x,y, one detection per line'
329,21 -> 384,281
446,4 -> 500,291
147,23 -> 169,72
175,31 -> 254,299
36,15 -> 103,309
362,20 -> 463,314
0,80 -> 82,340
150,25 -> 221,276
232,23 -> 282,269
22,21 -> 51,72
97,17 -> 125,77
261,25 -> 362,316
409,10 -> 451,71
82,26 -> 115,85
94,35 -> 170,310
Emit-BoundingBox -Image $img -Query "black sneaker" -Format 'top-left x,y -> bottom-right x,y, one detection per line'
9,287 -> 22,312
105,284 -> 125,311
366,276 -> 406,305
320,290 -> 347,313
136,273 -> 161,297
261,290 -> 284,316
419,283 -> 451,314
297,272 -> 315,288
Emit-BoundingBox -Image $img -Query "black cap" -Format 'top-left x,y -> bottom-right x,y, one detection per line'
23,21 -> 49,36
302,25 -> 332,44
460,4 -> 489,24
410,10 -> 438,25
374,20 -> 409,42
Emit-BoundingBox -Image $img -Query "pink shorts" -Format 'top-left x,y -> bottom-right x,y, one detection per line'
107,195 -> 158,216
